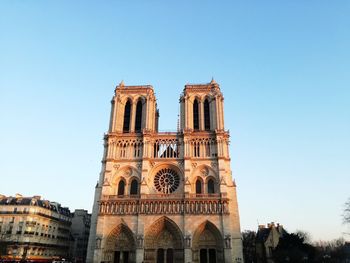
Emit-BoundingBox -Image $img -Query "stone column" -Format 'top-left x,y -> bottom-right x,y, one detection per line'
200,100 -> 204,131
130,101 -> 136,132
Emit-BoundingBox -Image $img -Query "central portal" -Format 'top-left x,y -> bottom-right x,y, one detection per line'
144,217 -> 184,263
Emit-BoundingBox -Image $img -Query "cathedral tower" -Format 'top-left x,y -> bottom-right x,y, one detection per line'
87,81 -> 243,263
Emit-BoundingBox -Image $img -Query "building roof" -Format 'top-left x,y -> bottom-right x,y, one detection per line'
256,222 -> 287,243
0,194 -> 71,216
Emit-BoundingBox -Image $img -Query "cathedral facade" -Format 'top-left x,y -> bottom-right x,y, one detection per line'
86,80 -> 243,263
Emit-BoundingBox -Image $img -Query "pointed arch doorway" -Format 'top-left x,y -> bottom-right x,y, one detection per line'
144,216 -> 184,263
105,223 -> 136,263
192,221 -> 224,263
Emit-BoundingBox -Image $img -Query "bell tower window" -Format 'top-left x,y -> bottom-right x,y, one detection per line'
117,180 -> 125,196
196,179 -> 202,194
204,99 -> 210,130
135,100 -> 143,133
193,99 -> 199,130
123,100 -> 131,133
130,179 -> 138,195
208,179 -> 215,194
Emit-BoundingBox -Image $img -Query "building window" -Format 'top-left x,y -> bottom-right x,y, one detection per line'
117,180 -> 125,196
193,99 -> 199,130
196,179 -> 202,194
135,100 -> 143,132
208,179 -> 215,194
157,248 -> 164,263
130,179 -> 139,195
204,99 -> 210,130
123,100 -> 131,133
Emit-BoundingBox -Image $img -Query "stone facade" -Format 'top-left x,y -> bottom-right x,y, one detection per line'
0,194 -> 72,262
87,80 -> 243,263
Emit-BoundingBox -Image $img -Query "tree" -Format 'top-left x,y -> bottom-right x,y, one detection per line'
242,230 -> 257,263
314,238 -> 348,262
273,232 -> 316,262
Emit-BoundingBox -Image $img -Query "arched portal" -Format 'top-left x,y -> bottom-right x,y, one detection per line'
144,216 -> 184,263
105,223 -> 136,263
192,221 -> 224,263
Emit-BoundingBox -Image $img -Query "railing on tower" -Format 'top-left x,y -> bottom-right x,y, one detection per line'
107,137 -> 143,160
106,131 -> 221,160
152,135 -> 180,158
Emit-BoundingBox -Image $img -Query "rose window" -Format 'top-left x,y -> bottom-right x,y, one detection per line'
154,168 -> 180,194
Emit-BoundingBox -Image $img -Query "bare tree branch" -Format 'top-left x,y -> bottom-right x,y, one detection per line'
343,197 -> 350,224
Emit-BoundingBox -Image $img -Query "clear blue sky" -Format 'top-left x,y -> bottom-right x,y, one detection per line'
1,1 -> 349,242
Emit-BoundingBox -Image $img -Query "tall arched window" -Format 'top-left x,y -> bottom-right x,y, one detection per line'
123,100 -> 131,133
204,98 -> 210,130
193,99 -> 199,130
135,100 -> 143,132
196,179 -> 202,194
117,180 -> 125,196
208,179 -> 215,194
130,179 -> 138,195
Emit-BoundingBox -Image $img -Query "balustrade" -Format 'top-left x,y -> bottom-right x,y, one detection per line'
106,133 -> 222,160
99,194 -> 229,215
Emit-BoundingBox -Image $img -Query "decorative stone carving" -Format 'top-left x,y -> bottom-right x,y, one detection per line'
220,176 -> 227,185
154,168 -> 180,194
137,235 -> 144,248
103,178 -> 111,186
150,161 -> 156,168
124,167 -> 132,177
185,235 -> 191,248
96,237 -> 102,249
137,162 -> 142,170
233,179 -> 237,187
192,162 -> 197,168
200,167 -> 209,176
225,235 -> 232,248
113,164 -> 120,170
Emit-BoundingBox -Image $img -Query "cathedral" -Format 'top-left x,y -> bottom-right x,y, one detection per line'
86,80 -> 243,263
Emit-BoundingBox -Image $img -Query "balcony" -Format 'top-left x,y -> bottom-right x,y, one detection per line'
103,193 -> 225,200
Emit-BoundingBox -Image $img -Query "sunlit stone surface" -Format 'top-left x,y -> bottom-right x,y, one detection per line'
87,80 -> 243,263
